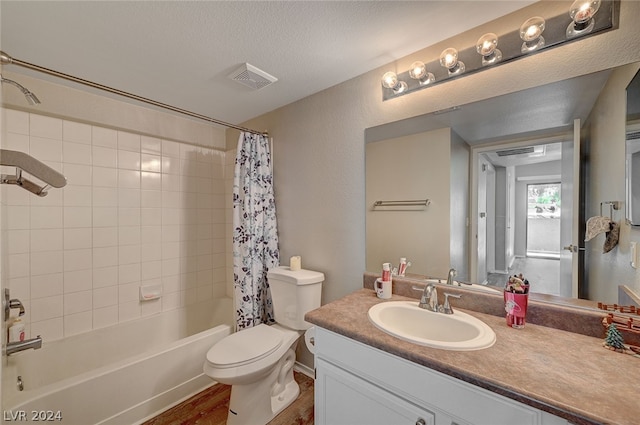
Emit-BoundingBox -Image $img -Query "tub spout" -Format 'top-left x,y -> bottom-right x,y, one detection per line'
6,335 -> 42,356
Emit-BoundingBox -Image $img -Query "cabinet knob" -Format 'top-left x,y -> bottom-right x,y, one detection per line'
415,419 -> 426,425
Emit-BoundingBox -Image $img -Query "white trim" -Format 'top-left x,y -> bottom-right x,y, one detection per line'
516,174 -> 561,182
294,361 -> 315,379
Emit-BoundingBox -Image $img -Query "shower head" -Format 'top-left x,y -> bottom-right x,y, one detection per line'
0,74 -> 41,105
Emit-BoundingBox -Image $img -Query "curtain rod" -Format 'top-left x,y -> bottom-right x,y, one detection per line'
0,51 -> 267,136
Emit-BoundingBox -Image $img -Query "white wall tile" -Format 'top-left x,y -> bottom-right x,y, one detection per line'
93,167 -> 118,188
118,263 -> 140,284
31,295 -> 63,322
118,208 -> 140,226
93,306 -> 118,329
63,206 -> 92,228
93,266 -> 118,289
31,250 -> 63,276
141,154 -> 161,172
162,140 -> 180,158
64,228 -> 92,250
5,109 -> 29,134
93,207 -> 118,227
3,112 -> 230,340
92,127 -> 117,148
63,120 -> 92,144
31,318 -> 63,341
7,253 -> 29,279
141,136 -> 162,154
117,131 -> 140,152
30,115 -> 62,140
64,269 -> 92,293
141,172 -> 161,191
63,185 -> 92,207
118,301 -> 141,322
63,141 -> 92,165
31,273 -> 63,299
93,187 -> 118,207
93,286 -> 118,309
64,290 -> 92,315
4,132 -> 30,151
92,146 -> 117,168
63,248 -> 92,272
93,227 -> 118,247
93,246 -> 118,269
118,170 -> 140,189
7,229 -> 30,254
119,226 -> 140,246
118,150 -> 140,170
30,136 -> 63,162
64,311 -> 93,336
64,164 -> 92,186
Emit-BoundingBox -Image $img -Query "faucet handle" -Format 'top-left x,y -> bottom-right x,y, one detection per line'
440,292 -> 461,314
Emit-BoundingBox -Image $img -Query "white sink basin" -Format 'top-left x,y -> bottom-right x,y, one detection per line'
368,301 -> 496,351
423,279 -> 501,294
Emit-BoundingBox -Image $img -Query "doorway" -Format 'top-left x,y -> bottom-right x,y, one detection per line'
476,140 -> 568,296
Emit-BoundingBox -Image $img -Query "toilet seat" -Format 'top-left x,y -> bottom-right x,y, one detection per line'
206,324 -> 283,369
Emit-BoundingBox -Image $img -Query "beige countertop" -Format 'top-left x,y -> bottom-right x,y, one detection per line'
305,288 -> 640,425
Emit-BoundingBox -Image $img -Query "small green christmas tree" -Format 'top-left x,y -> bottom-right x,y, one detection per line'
604,323 -> 625,350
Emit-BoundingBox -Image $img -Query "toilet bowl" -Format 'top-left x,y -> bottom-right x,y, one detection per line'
204,324 -> 301,425
203,266 -> 324,425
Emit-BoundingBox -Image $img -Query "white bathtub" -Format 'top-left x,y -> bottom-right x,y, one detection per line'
2,298 -> 233,425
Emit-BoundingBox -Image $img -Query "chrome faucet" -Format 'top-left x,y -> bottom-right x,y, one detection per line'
414,282 -> 439,312
6,336 -> 42,356
445,268 -> 457,286
412,282 -> 462,314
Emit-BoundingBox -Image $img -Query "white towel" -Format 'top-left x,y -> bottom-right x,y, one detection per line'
585,216 -> 611,241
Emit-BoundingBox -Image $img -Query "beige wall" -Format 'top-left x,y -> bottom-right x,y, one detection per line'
236,1 -> 640,304
365,128 -> 453,278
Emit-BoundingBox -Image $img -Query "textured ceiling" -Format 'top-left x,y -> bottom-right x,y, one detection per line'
0,1 -> 534,127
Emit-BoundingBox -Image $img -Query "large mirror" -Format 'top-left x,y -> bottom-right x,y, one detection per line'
366,61 -> 640,308
626,69 -> 640,225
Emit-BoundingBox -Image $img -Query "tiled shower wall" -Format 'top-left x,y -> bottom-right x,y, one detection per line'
1,109 -> 229,341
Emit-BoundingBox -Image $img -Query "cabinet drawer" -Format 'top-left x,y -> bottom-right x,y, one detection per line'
316,358 -> 436,425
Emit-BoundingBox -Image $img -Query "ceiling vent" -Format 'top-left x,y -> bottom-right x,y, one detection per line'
228,63 -> 278,90
496,146 -> 537,157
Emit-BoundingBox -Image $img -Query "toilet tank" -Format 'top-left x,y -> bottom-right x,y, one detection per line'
267,266 -> 324,330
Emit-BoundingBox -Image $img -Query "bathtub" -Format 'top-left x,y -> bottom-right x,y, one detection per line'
2,297 -> 234,425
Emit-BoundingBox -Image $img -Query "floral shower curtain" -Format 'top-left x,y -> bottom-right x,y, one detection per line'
233,132 -> 279,330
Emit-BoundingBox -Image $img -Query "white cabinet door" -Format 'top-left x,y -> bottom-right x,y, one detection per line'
316,358 -> 436,425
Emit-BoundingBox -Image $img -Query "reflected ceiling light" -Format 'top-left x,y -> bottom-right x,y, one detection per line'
476,33 -> 502,66
519,16 -> 546,53
439,48 -> 465,76
409,61 -> 435,86
381,71 -> 407,95
567,0 -> 602,38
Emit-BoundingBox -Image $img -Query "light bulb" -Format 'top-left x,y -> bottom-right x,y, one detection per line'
519,16 -> 546,53
567,0 -> 601,38
409,61 -> 435,86
476,33 -> 502,66
439,48 -> 465,76
381,71 -> 407,94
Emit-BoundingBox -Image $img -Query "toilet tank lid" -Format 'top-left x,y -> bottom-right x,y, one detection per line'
267,266 -> 324,285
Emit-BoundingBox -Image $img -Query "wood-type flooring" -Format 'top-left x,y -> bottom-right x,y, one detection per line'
142,371 -> 314,425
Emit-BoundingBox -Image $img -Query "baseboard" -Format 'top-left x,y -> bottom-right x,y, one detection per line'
294,361 -> 315,379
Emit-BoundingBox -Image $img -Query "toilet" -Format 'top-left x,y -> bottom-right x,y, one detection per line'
203,266 -> 324,425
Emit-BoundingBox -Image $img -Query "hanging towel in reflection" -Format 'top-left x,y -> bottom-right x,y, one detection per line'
585,216 -> 612,241
603,221 -> 620,253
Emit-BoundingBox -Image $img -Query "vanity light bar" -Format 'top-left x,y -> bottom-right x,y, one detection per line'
381,0 -> 619,101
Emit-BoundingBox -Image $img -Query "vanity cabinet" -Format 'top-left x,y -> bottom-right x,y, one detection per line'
314,327 -> 569,425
